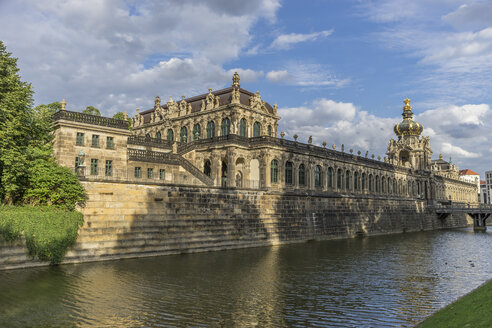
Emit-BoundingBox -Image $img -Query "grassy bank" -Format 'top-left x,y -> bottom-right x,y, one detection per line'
418,279 -> 492,327
0,206 -> 83,264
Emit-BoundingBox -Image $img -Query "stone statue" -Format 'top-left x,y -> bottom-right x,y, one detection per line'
308,136 -> 312,144
250,91 -> 262,111
206,88 -> 215,110
61,99 -> 66,110
231,88 -> 240,104
155,95 -> 161,108
167,96 -> 178,113
273,103 -> 278,115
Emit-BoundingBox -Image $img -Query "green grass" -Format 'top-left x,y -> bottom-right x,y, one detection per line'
418,279 -> 492,328
0,206 -> 84,264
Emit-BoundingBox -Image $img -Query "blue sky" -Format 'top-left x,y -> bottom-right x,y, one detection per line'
1,0 -> 492,175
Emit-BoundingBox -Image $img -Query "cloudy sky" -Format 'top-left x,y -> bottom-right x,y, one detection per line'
1,0 -> 492,176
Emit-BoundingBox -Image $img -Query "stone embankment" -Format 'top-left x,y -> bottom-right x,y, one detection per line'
0,182 -> 469,270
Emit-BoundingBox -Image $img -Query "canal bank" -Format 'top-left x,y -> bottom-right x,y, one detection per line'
418,278 -> 492,327
0,228 -> 490,327
0,182 -> 470,270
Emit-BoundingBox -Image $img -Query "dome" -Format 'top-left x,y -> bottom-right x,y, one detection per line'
393,98 -> 423,137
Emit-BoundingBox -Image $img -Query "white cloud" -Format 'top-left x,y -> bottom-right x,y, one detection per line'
266,70 -> 291,83
270,29 -> 333,50
278,98 -> 489,173
443,2 -> 492,30
0,0 -> 280,115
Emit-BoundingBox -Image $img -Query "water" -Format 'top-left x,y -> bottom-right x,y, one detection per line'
1,228 -> 491,327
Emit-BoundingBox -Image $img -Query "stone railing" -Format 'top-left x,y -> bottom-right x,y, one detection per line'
128,149 -> 214,186
128,135 -> 173,149
176,134 -> 393,170
53,110 -> 130,130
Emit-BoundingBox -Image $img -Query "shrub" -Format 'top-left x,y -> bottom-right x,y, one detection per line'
0,206 -> 84,264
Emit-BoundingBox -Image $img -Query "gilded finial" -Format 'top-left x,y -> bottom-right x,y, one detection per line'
439,153 -> 443,160
61,99 -> 66,110
403,98 -> 412,111
232,72 -> 240,88
208,88 -> 213,94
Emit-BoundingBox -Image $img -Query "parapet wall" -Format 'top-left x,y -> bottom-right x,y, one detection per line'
0,182 -> 469,270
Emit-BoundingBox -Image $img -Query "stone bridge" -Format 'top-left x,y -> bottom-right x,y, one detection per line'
432,203 -> 492,231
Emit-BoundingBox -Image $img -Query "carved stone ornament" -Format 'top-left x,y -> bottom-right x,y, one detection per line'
155,95 -> 161,108
167,96 -> 178,112
308,136 -> 313,144
231,88 -> 240,104
250,91 -> 263,111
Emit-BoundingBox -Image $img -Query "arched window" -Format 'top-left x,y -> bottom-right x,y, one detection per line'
398,180 -> 402,194
253,122 -> 261,137
270,159 -> 278,183
346,170 -> 351,190
167,129 -> 174,142
375,175 -> 380,193
204,160 -> 211,177
394,179 -> 397,194
337,169 -> 342,189
240,118 -> 247,137
145,133 -> 150,139
180,126 -> 188,143
362,172 -> 366,190
382,177 -> 386,193
369,174 -> 374,192
221,118 -> 231,136
267,125 -> 272,136
155,131 -> 161,140
314,165 -> 322,187
285,161 -> 293,185
327,167 -> 333,188
206,121 -> 215,138
354,171 -> 359,190
193,124 -> 201,140
299,164 -> 306,186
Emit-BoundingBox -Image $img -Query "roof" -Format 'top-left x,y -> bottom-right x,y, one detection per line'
139,87 -> 274,124
459,169 -> 480,176
480,180 -> 486,185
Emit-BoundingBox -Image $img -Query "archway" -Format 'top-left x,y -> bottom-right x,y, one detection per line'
221,160 -> 227,187
250,159 -> 260,188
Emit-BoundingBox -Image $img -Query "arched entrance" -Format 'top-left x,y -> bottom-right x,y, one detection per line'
221,160 -> 227,187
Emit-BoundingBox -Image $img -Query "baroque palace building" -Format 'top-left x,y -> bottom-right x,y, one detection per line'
52,73 -> 477,203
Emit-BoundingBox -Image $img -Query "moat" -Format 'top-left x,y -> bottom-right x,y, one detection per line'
1,228 -> 491,327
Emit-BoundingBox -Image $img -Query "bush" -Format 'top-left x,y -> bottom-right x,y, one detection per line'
0,206 -> 84,264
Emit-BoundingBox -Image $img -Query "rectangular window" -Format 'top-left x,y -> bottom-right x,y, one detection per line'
147,168 -> 154,179
90,159 -> 98,175
106,136 -> 114,149
105,160 -> 113,177
134,167 -> 141,178
76,132 -> 84,146
92,135 -> 100,147
160,169 -> 166,180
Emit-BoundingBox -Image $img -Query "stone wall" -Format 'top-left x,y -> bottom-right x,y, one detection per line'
0,181 -> 470,270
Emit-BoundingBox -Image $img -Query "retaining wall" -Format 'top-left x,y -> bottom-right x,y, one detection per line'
0,182 -> 470,270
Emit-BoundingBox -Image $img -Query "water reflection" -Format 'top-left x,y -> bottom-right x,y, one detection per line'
0,228 -> 491,327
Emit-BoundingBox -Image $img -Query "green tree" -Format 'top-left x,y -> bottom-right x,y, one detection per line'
112,112 -> 125,120
0,41 -> 34,204
82,105 -> 100,116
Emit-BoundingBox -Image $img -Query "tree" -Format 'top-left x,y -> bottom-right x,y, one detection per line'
82,106 -> 100,116
0,41 -> 34,204
113,111 -> 132,129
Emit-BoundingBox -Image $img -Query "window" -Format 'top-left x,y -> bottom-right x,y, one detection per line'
105,160 -> 113,176
382,177 -> 386,193
221,118 -> 230,136
91,135 -> 99,147
315,165 -> 322,187
76,132 -> 84,146
362,173 -> 366,190
156,131 -> 161,140
267,125 -> 272,136
346,170 -> 351,190
145,133 -> 150,138
204,160 -> 211,177
337,169 -> 342,189
147,168 -> 154,179
160,169 -> 166,180
90,159 -> 98,175
134,167 -> 141,178
106,136 -> 114,149
393,180 -> 397,194
299,164 -> 306,186
375,176 -> 380,193
207,121 -> 215,138
240,118 -> 247,137
369,174 -> 374,192
253,122 -> 261,137
327,167 -> 333,188
167,129 -> 174,142
270,159 -> 278,183
193,124 -> 201,140
180,126 -> 188,143
285,161 -> 293,185
354,171 -> 359,190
